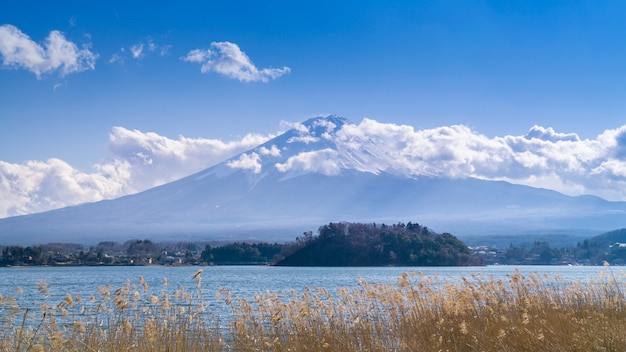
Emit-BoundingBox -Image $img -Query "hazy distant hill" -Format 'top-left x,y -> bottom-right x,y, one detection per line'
1,116 -> 625,245
588,228 -> 626,246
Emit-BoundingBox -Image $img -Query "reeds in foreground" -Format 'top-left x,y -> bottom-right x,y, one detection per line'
1,268 -> 626,351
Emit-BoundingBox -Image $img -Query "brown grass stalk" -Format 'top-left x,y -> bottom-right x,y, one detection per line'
0,269 -> 625,351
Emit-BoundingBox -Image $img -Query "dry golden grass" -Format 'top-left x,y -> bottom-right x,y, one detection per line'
1,268 -> 626,351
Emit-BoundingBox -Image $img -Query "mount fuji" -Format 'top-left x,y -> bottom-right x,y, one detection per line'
2,116 -> 626,245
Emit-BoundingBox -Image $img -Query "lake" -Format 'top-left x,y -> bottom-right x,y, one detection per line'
0,265 -> 613,310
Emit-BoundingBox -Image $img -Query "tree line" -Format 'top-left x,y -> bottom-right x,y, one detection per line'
271,222 -> 481,266
492,229 -> 626,265
1,222 -> 481,267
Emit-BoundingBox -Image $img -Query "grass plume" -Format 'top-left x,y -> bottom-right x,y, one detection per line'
0,269 -> 625,351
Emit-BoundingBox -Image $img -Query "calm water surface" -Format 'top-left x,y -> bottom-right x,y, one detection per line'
0,265 -> 612,308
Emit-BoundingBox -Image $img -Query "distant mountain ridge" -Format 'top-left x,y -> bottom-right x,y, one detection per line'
1,116 -> 626,245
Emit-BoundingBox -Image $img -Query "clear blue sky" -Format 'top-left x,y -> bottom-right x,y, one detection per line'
3,0 -> 626,167
3,0 -> 626,217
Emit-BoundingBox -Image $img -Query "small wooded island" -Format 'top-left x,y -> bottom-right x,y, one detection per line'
272,222 -> 480,266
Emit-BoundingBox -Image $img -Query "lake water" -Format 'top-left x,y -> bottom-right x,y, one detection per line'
0,265 -> 613,311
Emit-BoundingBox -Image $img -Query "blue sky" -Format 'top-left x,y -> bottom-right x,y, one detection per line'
3,1 -> 626,217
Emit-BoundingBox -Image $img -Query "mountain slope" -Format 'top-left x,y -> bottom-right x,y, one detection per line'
1,116 -> 626,245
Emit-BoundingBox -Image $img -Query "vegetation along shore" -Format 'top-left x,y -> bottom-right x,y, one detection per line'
1,267 -> 626,351
3,223 -> 626,267
0,222 -> 480,267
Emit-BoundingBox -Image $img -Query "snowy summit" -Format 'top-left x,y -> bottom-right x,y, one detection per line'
1,116 -> 626,245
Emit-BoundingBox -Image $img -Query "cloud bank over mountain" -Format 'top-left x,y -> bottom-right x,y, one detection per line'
0,128 -> 273,218
2,117 -> 626,218
272,119 -> 626,201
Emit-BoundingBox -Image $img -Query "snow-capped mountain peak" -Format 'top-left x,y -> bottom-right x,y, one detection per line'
2,115 -> 626,245
214,115 -> 426,182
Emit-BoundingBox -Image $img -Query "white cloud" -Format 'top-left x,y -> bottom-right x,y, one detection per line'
258,145 -> 281,157
111,38 -> 171,63
227,152 -> 262,174
52,81 -> 65,91
0,24 -> 96,78
287,135 -> 319,144
592,159 -> 626,178
104,127 -> 273,190
266,118 -> 626,201
275,149 -> 341,176
280,121 -> 311,134
159,44 -> 172,56
525,125 -> 580,142
109,51 -> 124,64
0,158 -> 128,218
132,38 -> 170,58
130,43 -> 144,58
328,119 -> 626,200
0,127 -> 274,218
284,121 -> 322,144
182,41 -> 290,82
